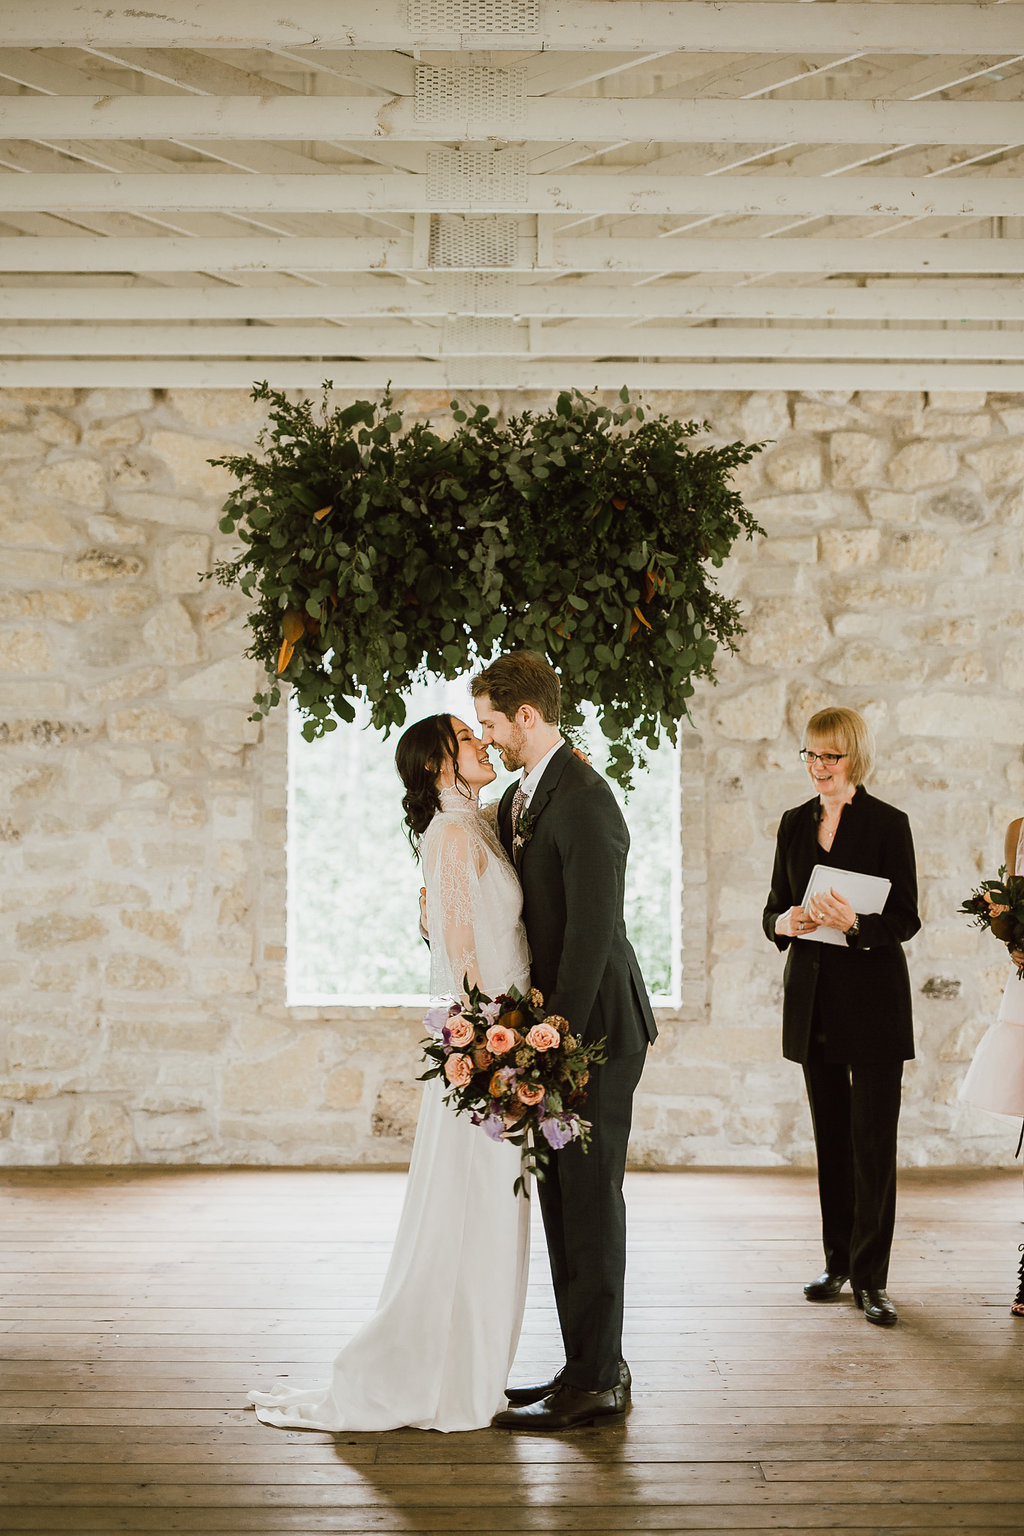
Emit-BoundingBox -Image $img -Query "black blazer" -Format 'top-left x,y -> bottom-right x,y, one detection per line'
497,743 -> 658,1058
762,787 -> 920,1065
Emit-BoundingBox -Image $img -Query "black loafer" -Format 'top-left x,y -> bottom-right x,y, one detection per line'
855,1287 -> 898,1327
491,1381 -> 629,1431
504,1358 -> 630,1406
803,1270 -> 849,1301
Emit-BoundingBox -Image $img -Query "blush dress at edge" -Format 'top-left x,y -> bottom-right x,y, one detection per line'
961,820 -> 1024,1120
248,789 -> 531,1432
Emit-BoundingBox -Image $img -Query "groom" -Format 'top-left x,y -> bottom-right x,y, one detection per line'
471,651 -> 658,1430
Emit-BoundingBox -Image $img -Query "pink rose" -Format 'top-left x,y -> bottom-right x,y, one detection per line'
444,1053 -> 474,1088
486,1024 -> 519,1055
447,1016 -> 475,1047
987,903 -> 1010,918
526,1021 -> 561,1052
517,1082 -> 545,1106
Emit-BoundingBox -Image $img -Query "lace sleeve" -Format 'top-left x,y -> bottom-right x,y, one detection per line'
421,820 -> 488,996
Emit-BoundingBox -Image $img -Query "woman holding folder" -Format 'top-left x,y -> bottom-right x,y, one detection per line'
763,707 -> 920,1327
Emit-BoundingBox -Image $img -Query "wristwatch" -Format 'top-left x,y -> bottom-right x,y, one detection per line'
847,914 -> 860,939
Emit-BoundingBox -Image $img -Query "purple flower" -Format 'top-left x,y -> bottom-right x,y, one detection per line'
480,999 -> 502,1024
423,1004 -> 451,1036
539,1114 -> 579,1151
481,1112 -> 506,1143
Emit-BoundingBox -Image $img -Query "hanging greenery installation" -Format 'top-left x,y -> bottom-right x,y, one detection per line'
208,384 -> 764,786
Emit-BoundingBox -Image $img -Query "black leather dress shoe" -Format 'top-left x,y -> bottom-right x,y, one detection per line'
504,1358 -> 631,1406
803,1270 -> 849,1301
855,1287 -> 898,1327
491,1382 -> 629,1431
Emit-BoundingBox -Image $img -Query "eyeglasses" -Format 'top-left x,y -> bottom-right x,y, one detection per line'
800,750 -> 846,766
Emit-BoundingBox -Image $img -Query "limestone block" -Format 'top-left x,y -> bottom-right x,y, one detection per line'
829,433 -> 886,489
86,513 -> 146,548
142,600 -> 201,666
752,535 -> 817,566
996,408 -> 1024,435
965,442 -> 1024,489
149,432 -> 238,497
371,1079 -> 422,1140
862,491 -> 918,526
169,655 -> 261,702
927,391 -> 987,412
107,1016 -> 231,1054
941,652 -> 988,686
82,667 -> 166,706
109,453 -> 152,491
107,709 -> 189,744
887,530 -> 948,572
81,388 -> 153,417
166,389 -> 269,432
113,492 -> 213,532
887,442 -> 958,490
727,458 -> 762,499
84,417 -> 145,453
710,679 -> 785,742
0,431 -> 45,463
9,1100 -> 71,1158
925,486 -> 989,528
0,400 -> 29,428
110,587 -> 156,617
4,549 -> 63,584
6,1025 -> 89,1072
16,913 -> 105,951
33,410 -> 81,448
738,597 -> 830,669
916,412 -> 991,440
67,1101 -> 136,1163
105,951 -> 180,990
120,909 -> 182,945
791,402 -> 865,433
222,1035 -> 325,1112
858,391 -> 924,416
32,458 -> 107,509
819,642 -> 928,688
134,1110 -> 212,1155
710,801 -> 756,855
896,692 -> 1024,744
0,628 -> 55,674
156,535 -> 211,595
763,441 -> 822,492
323,1067 -> 365,1111
203,708 -> 261,746
831,576 -> 927,610
64,549 -> 145,583
739,391 -> 790,440
818,527 -> 880,570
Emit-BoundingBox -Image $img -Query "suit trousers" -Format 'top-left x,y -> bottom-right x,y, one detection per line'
802,1053 -> 904,1290
537,1046 -> 648,1393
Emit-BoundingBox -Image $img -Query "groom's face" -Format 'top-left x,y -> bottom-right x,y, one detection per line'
473,694 -> 528,772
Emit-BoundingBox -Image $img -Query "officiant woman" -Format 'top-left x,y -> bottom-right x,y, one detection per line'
763,707 -> 920,1328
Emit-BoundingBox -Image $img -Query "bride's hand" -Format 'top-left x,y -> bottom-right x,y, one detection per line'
1010,949 -> 1024,967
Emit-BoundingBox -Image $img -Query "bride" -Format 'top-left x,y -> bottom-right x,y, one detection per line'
248,714 -> 531,1432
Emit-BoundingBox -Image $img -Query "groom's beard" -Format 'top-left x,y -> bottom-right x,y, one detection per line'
496,722 -> 528,772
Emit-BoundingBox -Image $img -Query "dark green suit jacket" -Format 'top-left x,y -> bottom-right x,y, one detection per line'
497,742 -> 658,1058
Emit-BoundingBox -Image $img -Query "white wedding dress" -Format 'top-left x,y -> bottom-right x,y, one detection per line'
961,820 -> 1024,1119
248,788 -> 531,1432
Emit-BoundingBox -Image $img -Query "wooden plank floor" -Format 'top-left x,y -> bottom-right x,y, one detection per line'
2,1165 -> 1023,1535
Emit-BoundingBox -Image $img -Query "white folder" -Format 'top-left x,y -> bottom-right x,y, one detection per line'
798,864 -> 892,946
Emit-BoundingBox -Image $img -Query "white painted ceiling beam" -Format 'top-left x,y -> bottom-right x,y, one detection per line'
2,358 -> 1023,392
4,172 -> 1023,221
2,236 -> 1019,275
4,3 -> 1023,55
2,283 -> 1020,324
4,324 -> 1021,362
2,94 -> 1022,147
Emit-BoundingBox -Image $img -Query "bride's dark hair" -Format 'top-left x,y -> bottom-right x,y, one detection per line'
395,714 -> 468,848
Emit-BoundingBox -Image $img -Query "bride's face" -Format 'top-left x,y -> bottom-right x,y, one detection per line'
439,718 -> 496,793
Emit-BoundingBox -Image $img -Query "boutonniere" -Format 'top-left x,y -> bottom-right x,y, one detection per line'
513,807 -> 535,855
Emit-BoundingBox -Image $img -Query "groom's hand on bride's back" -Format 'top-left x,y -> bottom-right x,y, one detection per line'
419,887 -> 430,944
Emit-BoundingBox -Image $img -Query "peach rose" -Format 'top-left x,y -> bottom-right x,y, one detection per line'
473,1045 -> 494,1071
444,1053 -> 474,1088
486,1024 -> 519,1055
517,1082 -> 545,1106
489,1069 -> 514,1099
526,1021 -> 561,1052
448,1016 -> 475,1047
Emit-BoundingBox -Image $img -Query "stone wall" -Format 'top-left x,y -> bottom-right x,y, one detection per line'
1,384 -> 1022,1168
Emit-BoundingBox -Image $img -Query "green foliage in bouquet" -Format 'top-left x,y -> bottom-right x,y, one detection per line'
960,865 -> 1024,978
208,382 -> 765,786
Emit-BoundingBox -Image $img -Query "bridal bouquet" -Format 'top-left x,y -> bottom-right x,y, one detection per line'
960,866 -> 1024,979
419,982 -> 607,1196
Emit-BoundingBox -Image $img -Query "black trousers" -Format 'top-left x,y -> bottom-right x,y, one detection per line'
536,1046 -> 647,1393
802,1055 -> 904,1290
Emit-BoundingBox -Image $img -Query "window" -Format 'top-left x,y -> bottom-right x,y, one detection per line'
287,678 -> 680,1006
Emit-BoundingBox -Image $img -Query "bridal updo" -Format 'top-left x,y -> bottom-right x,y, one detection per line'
395,714 -> 466,845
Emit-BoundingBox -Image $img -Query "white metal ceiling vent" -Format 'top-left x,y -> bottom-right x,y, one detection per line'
426,149 -> 528,208
414,65 -> 528,127
407,0 -> 539,34
435,272 -> 517,314
429,216 -> 519,269
442,317 -> 520,355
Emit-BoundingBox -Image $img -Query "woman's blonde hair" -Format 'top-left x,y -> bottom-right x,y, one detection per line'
804,706 -> 875,786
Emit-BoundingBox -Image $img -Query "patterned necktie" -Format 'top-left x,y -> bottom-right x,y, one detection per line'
511,783 -> 528,842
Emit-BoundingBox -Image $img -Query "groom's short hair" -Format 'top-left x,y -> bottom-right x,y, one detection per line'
471,651 -> 560,725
